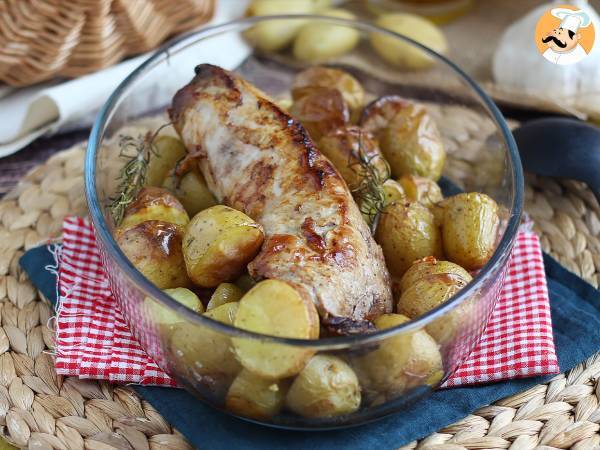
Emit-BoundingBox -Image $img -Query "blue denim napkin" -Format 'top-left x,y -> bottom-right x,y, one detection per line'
20,245 -> 600,450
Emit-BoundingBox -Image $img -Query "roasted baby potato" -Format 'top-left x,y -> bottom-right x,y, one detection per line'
379,104 -> 446,180
292,67 -> 365,115
149,287 -> 204,329
398,257 -> 471,293
358,314 -> 443,395
145,135 -> 187,187
120,186 -> 189,230
293,9 -> 360,63
243,0 -> 318,51
289,87 -> 350,141
182,205 -> 264,287
398,175 -> 443,209
286,354 -> 361,418
207,283 -> 244,311
441,193 -> 500,270
170,302 -> 241,384
318,126 -> 388,190
232,280 -> 319,379
382,179 -> 406,206
375,202 -> 443,278
116,220 -> 190,289
359,95 -> 412,138
226,369 -> 289,420
370,13 -> 448,69
162,170 -> 217,217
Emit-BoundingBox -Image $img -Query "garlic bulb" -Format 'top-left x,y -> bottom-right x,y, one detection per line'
492,0 -> 600,114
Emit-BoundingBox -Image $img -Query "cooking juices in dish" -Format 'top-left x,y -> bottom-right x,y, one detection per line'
112,65 -> 501,421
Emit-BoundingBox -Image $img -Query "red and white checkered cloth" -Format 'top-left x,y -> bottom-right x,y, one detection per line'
55,216 -> 559,387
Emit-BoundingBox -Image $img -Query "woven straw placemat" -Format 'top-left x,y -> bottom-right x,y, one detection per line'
0,111 -> 598,448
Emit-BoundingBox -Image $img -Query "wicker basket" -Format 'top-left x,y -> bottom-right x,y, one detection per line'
0,0 -> 215,87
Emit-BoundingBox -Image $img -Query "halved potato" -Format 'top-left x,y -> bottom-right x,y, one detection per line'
292,66 -> 365,114
289,87 -> 350,141
232,280 -> 319,379
358,314 -> 443,396
398,175 -> 443,209
375,202 -> 443,278
170,302 -> 241,383
145,135 -> 187,187
382,179 -> 406,206
207,283 -> 244,311
120,186 -> 189,230
225,369 -> 289,420
162,170 -> 217,217
116,220 -> 190,289
318,126 -> 388,190
286,354 -> 361,418
149,287 -> 203,329
441,193 -> 500,270
183,205 -> 264,287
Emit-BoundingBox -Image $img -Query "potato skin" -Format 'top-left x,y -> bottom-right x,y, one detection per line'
359,95 -> 412,138
379,104 -> 446,180
318,126 -> 388,190
357,314 -> 443,396
169,302 -> 241,390
292,66 -> 365,115
370,13 -> 448,69
289,87 -> 350,141
293,9 -> 360,63
120,186 -> 189,230
145,135 -> 187,187
286,354 -> 361,418
375,202 -> 443,278
182,205 -> 264,287
116,220 -> 190,289
207,283 -> 244,311
398,175 -> 443,209
399,257 -> 471,293
162,170 -> 217,217
149,287 -> 203,329
232,280 -> 319,379
226,369 -> 289,420
442,193 -> 500,270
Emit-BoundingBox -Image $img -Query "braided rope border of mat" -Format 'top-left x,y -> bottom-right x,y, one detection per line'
0,140 -> 598,449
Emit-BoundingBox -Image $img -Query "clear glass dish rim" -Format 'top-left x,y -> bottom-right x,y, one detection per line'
84,14 -> 524,350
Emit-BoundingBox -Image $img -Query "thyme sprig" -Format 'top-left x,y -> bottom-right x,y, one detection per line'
350,131 -> 391,235
108,123 -> 171,226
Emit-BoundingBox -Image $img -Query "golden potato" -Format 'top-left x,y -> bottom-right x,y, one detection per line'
379,104 -> 446,180
162,170 -> 217,217
398,175 -> 443,209
382,179 -> 406,206
289,87 -> 350,141
170,302 -> 241,384
232,280 -> 319,379
120,186 -> 189,230
318,126 -> 388,190
243,0 -> 318,52
207,283 -> 244,311
292,66 -> 365,117
286,354 -> 361,418
399,257 -> 471,293
376,202 -> 443,278
145,135 -> 187,187
116,220 -> 190,289
293,9 -> 360,63
441,193 -> 500,270
358,314 -> 443,395
226,369 -> 289,420
149,287 -> 203,329
370,13 -> 448,69
182,205 -> 264,287
360,95 -> 412,138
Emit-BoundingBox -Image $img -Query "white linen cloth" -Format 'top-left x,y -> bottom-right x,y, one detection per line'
0,0 -> 249,158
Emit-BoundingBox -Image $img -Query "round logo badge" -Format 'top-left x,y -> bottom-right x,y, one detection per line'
535,4 -> 596,65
